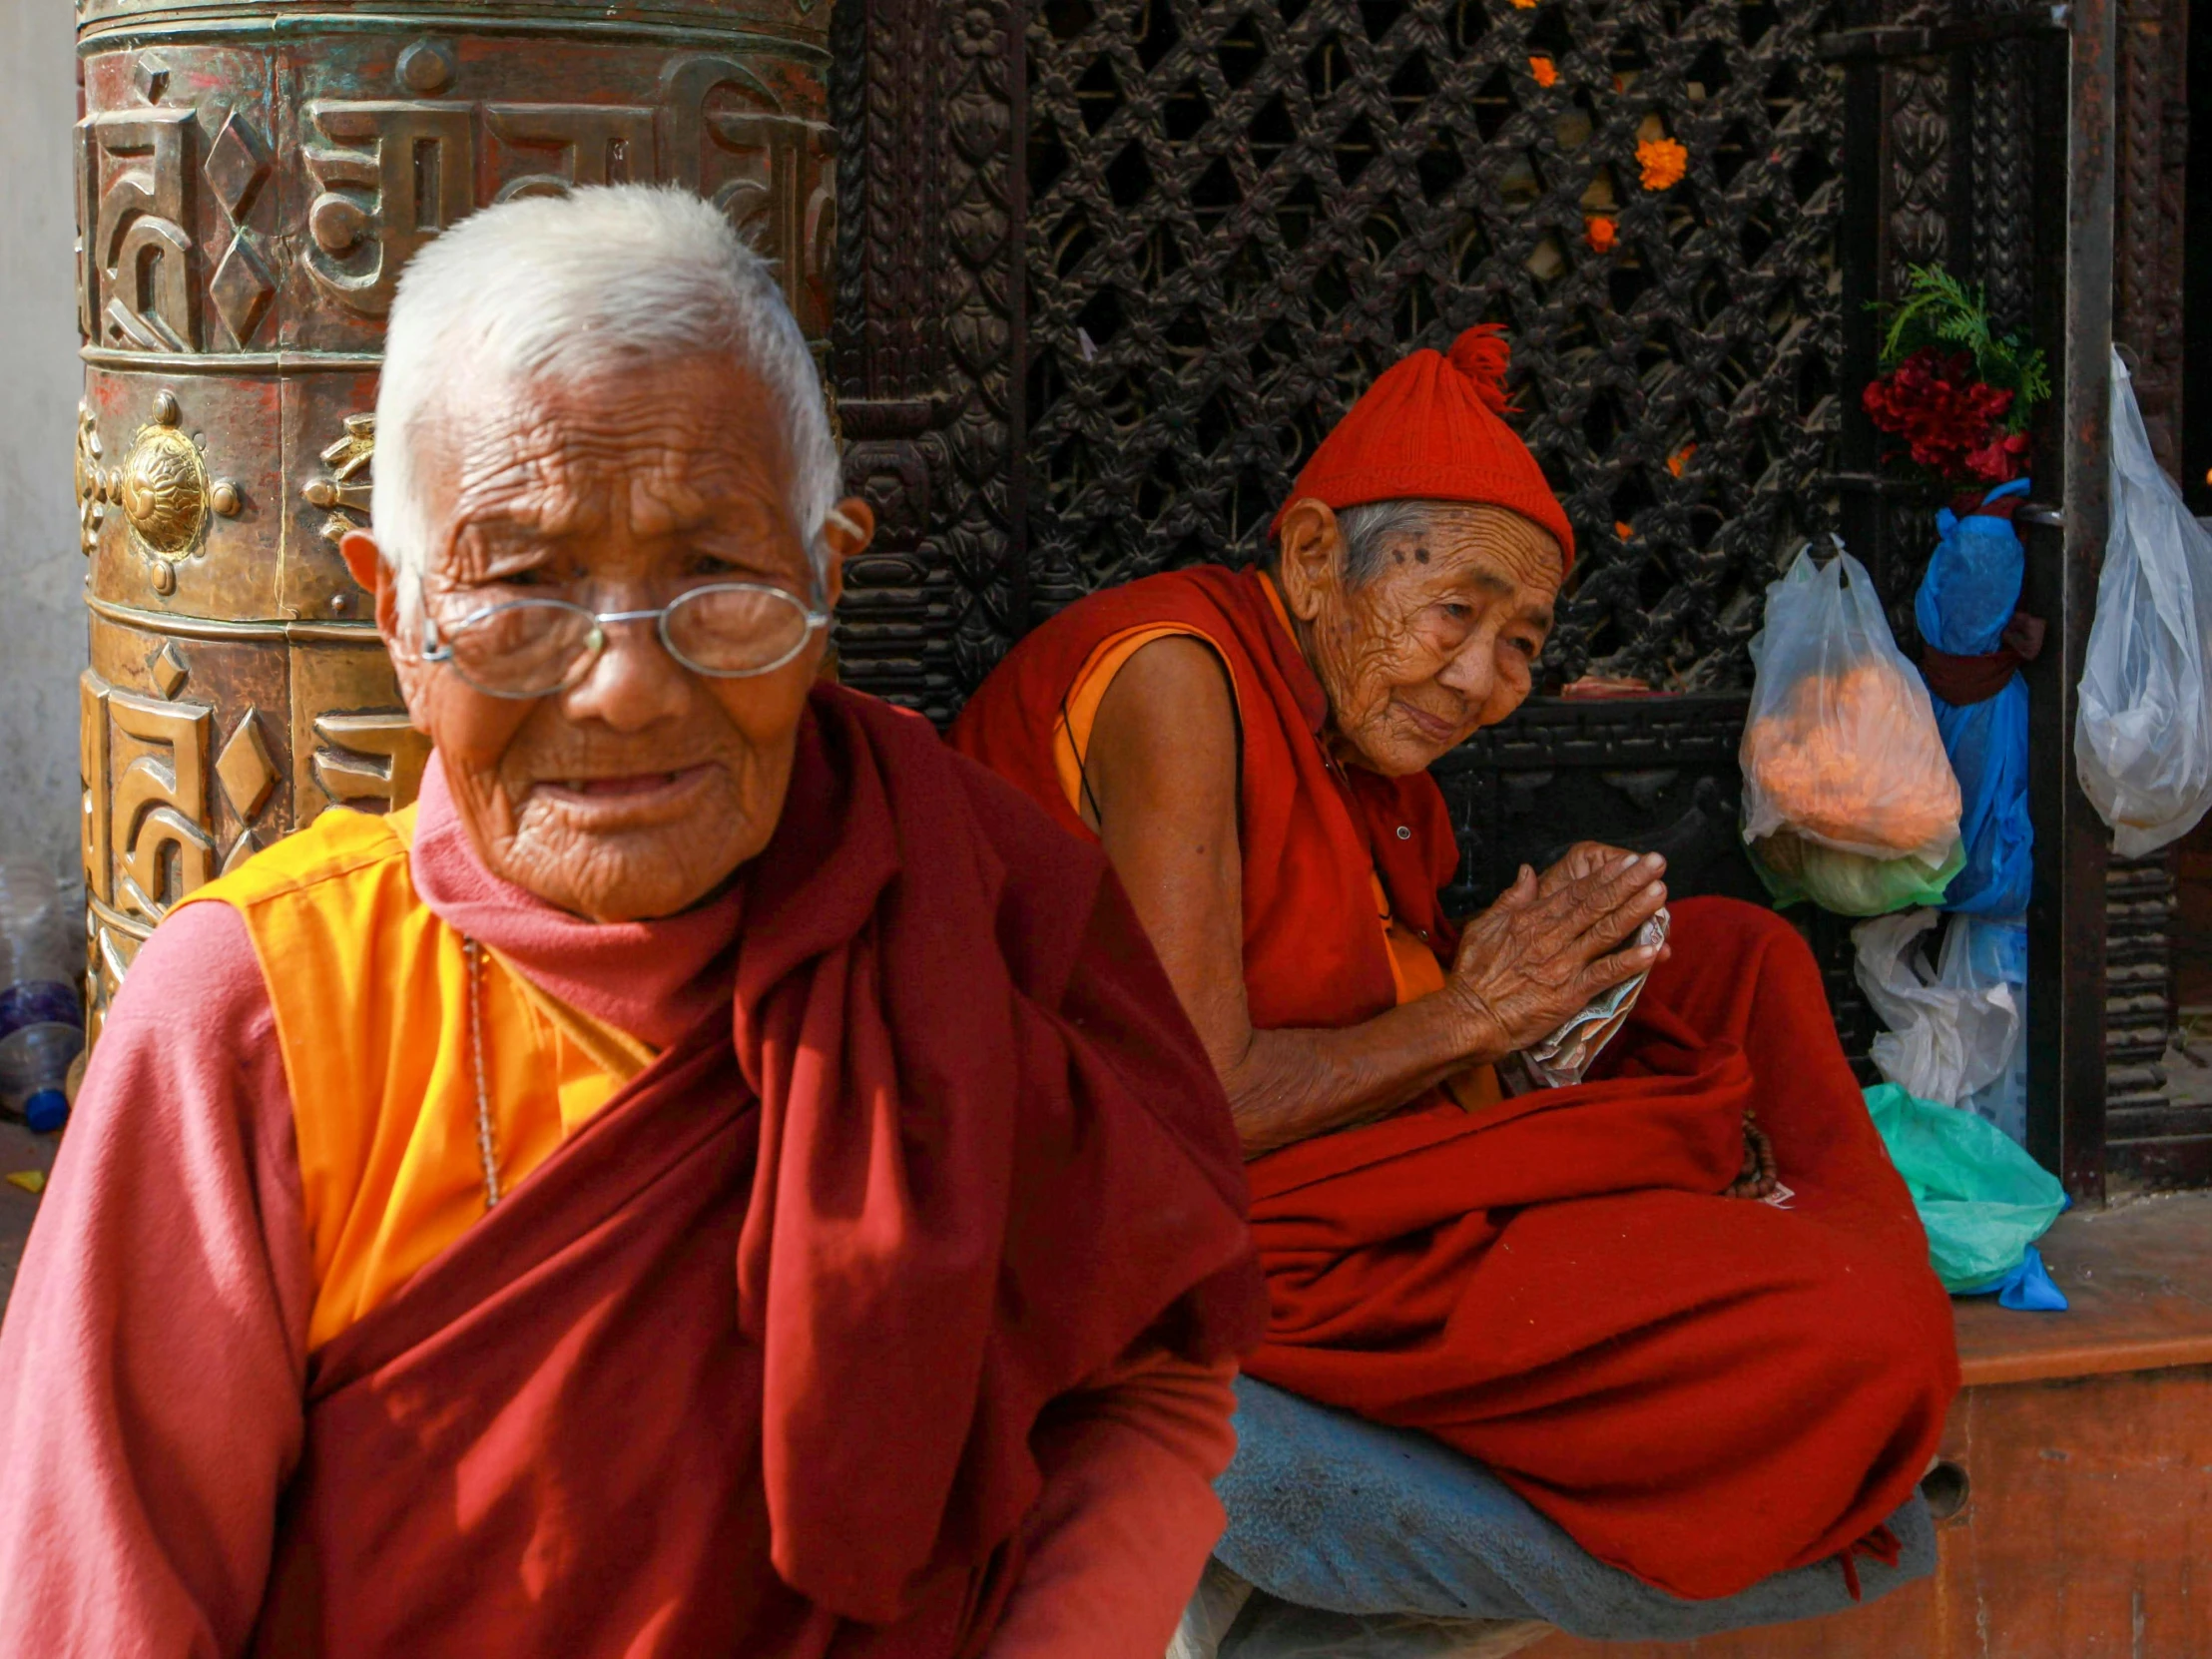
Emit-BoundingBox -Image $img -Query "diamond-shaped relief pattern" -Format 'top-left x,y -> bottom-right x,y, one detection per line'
147,641 -> 189,700
1025,0 -> 1845,689
216,708 -> 277,821
206,110 -> 272,221
211,236 -> 276,347
133,53 -> 170,104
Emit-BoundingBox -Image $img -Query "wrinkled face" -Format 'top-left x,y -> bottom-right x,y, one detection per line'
345,353 -> 872,921
1277,498 -> 1564,776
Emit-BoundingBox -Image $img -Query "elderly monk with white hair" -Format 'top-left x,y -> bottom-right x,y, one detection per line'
0,186 -> 1263,1658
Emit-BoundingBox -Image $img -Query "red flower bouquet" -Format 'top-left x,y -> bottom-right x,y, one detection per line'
1861,266 -> 2048,486
1862,349 -> 2025,482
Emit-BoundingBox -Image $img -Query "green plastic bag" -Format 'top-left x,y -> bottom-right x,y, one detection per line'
1864,1082 -> 2065,1292
1750,829 -> 1964,917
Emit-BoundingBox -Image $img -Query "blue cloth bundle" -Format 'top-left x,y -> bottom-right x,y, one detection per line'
1915,477 -> 2034,915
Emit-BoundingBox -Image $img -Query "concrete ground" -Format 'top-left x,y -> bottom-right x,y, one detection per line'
0,1118 -> 59,1314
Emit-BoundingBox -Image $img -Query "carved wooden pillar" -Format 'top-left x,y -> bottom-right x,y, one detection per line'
2112,0 -> 2189,470
74,0 -> 832,1038
2099,0 -> 2189,1184
828,0 -> 1023,722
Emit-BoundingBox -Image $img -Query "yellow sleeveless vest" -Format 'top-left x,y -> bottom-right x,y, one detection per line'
177,809 -> 645,1350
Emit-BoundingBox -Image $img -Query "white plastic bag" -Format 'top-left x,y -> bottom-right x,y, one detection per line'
1170,1564 -> 1551,1659
1219,1611 -> 1550,1659
1169,1560 -> 1255,1659
2075,348 -> 2212,855
1741,542 -> 1963,865
1955,917 -> 2029,1146
1853,909 -> 2018,1109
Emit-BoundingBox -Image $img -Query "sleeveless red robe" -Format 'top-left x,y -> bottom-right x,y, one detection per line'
950,565 -> 1460,1038
950,567 -> 1959,1601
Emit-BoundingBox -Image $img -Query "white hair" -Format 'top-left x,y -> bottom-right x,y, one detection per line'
1335,498 -> 1454,586
373,185 -> 839,608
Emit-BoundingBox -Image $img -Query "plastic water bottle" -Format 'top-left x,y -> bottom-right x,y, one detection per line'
0,861 -> 78,1029
0,1024 -> 81,1132
0,860 -> 83,1132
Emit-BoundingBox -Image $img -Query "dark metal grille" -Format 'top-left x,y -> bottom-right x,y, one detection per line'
1023,0 -> 1847,690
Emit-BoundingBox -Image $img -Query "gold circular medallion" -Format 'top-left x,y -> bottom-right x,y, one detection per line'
118,424 -> 210,557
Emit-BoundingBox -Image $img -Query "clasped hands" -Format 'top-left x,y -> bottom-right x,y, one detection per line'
1437,841 -> 1779,1201
1439,839 -> 1669,1063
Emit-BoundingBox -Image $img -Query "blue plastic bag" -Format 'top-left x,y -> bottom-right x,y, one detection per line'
1865,1082 -> 2066,1298
1956,1244 -> 2067,1312
1916,479 -> 2034,915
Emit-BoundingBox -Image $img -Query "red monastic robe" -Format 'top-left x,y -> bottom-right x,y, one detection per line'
951,565 -> 1960,1601
0,686 -> 1265,1658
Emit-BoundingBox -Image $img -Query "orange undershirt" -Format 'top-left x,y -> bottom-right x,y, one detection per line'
179,808 -> 649,1351
1054,577 -> 1497,1109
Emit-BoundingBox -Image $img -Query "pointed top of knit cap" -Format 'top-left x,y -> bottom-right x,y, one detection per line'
1447,323 -> 1515,414
1270,323 -> 1574,569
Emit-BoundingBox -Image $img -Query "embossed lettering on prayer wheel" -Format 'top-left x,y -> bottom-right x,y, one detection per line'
73,0 -> 832,1037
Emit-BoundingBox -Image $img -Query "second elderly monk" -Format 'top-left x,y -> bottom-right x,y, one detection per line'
951,326 -> 1959,1603
0,187 -> 1264,1657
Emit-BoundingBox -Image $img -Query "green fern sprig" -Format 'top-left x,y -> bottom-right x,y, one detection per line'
1874,264 -> 2050,433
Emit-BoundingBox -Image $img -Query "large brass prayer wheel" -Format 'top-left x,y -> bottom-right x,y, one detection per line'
73,0 -> 831,1036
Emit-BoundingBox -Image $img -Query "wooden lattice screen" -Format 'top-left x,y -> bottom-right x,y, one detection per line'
1024,0 -> 1846,695
830,0 -> 1871,716
830,0 -> 2152,1196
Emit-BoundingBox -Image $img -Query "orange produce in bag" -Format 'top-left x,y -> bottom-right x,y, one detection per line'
1741,541 -> 1962,867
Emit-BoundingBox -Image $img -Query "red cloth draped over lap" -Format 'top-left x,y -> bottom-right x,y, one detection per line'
951,572 -> 1958,1603
1245,896 -> 1958,1601
251,687 -> 1264,1658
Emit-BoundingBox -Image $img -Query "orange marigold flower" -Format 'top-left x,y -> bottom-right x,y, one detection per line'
1615,519 -> 1634,539
1584,216 -> 1617,252
1666,442 -> 1697,476
1638,136 -> 1688,191
1529,54 -> 1557,86
1508,0 -> 1536,10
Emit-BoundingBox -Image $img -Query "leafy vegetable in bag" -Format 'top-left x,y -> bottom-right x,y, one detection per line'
1750,829 -> 1963,917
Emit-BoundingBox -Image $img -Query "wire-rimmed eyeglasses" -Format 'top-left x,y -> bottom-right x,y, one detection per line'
419,582 -> 830,700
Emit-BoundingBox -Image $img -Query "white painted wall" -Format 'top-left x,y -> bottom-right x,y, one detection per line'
0,0 -> 86,881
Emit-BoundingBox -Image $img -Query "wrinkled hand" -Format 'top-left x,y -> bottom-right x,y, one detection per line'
1534,840 -> 1637,894
1539,842 -> 1675,964
1444,846 -> 1670,1060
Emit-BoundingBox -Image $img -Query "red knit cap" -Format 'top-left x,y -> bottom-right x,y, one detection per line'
1269,324 -> 1575,569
